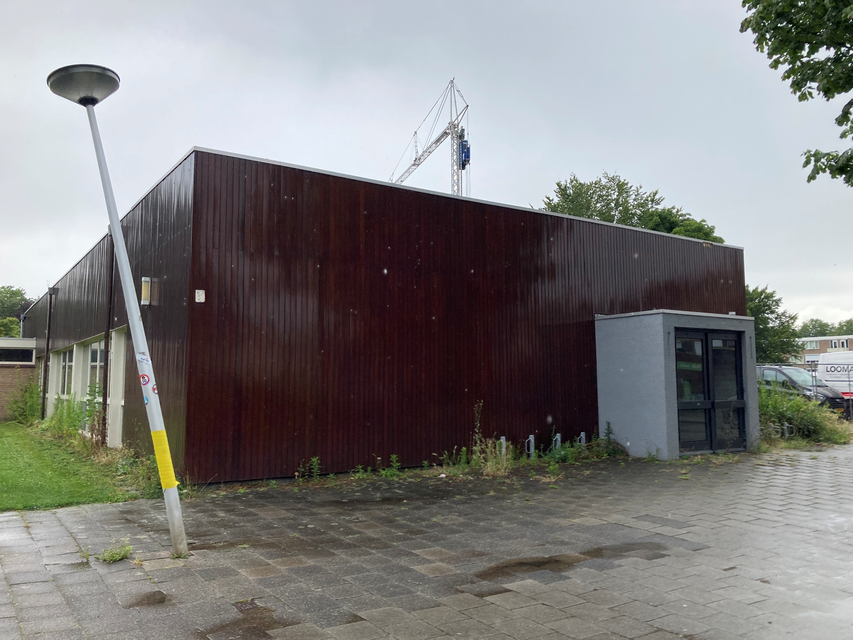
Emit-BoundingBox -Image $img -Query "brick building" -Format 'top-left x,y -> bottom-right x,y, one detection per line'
0,338 -> 36,420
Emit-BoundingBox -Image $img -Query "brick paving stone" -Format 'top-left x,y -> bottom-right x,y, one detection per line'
492,616 -> 553,639
650,612 -> 711,636
563,602 -> 619,622
433,618 -> 495,639
382,619 -> 442,640
412,606 -> 469,626
326,620 -> 386,640
437,593 -> 486,611
596,614 -> 657,638
513,604 -> 569,624
6,448 -> 853,638
484,591 -> 539,610
580,589 -> 632,608
269,622 -> 332,638
544,616 -> 607,638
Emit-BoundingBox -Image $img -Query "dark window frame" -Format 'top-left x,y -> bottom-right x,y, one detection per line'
0,347 -> 35,365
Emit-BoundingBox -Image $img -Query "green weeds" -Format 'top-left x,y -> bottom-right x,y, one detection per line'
96,539 -> 133,563
378,454 -> 403,478
759,386 -> 852,446
350,465 -> 373,479
6,377 -> 41,426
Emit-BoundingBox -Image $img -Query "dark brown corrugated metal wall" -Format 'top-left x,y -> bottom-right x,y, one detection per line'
185,151 -> 746,482
118,156 -> 195,464
23,155 -> 195,467
24,236 -> 114,355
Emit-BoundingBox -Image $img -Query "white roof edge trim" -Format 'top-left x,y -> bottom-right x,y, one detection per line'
29,146 -> 743,307
189,146 -> 743,250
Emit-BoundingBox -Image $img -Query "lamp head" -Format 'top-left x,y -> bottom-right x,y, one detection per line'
47,64 -> 120,106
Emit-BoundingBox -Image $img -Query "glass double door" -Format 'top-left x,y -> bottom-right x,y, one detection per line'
675,330 -> 745,452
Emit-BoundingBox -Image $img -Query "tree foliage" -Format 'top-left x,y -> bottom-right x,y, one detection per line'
0,286 -> 32,338
0,286 -> 31,319
799,316 -> 853,337
746,285 -> 800,362
741,0 -> 853,186
798,317 -> 836,337
542,173 -> 724,243
0,317 -> 20,338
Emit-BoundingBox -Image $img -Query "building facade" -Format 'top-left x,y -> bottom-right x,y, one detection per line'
795,335 -> 853,365
0,337 -> 36,420
24,148 -> 748,482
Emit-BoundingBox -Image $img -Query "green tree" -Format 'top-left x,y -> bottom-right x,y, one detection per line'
834,318 -> 853,335
543,173 -> 724,243
746,285 -> 800,363
0,286 -> 30,319
741,1 -> 853,186
798,318 -> 836,337
0,286 -> 32,338
0,317 -> 20,338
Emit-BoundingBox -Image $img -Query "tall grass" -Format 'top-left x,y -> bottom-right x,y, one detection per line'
6,377 -> 41,425
470,433 -> 516,476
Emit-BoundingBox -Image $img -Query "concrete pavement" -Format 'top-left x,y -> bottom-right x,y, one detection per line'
2,447 -> 853,639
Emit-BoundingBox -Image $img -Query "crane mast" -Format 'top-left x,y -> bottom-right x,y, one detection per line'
390,79 -> 471,196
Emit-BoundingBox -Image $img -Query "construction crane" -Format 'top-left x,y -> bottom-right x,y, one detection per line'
389,79 -> 471,196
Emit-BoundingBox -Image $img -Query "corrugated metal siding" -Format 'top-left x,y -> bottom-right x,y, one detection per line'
24,294 -> 49,357
23,236 -> 114,353
186,151 -> 746,482
118,155 -> 194,465
23,155 -> 195,468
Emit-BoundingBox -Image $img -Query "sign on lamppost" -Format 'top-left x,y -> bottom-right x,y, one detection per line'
47,64 -> 188,556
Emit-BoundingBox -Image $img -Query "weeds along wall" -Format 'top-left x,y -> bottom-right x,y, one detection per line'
25,148 -> 746,482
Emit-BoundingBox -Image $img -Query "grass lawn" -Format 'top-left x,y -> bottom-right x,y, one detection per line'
0,422 -> 129,511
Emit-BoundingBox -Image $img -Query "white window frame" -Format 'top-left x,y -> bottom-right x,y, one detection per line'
804,340 -> 819,350
58,349 -> 74,399
841,340 -> 849,349
87,339 -> 106,400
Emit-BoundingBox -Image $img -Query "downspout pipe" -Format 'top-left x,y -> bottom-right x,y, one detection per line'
40,287 -> 57,420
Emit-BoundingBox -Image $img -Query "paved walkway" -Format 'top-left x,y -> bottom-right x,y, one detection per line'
2,447 -> 853,640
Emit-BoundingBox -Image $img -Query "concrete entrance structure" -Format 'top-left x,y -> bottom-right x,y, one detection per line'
595,309 -> 759,460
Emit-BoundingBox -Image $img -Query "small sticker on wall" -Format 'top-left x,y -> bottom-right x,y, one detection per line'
144,396 -> 149,405
140,374 -> 150,386
153,385 -> 158,395
136,353 -> 151,364
195,289 -> 206,303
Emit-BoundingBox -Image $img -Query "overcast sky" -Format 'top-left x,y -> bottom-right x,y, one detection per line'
2,1 -> 849,322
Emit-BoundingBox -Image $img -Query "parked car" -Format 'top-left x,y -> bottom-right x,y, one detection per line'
756,365 -> 847,414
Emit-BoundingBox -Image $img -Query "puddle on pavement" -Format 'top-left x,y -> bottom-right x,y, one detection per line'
583,541 -> 667,559
124,590 -> 167,608
193,605 -> 290,639
194,604 -> 366,640
473,542 -> 668,581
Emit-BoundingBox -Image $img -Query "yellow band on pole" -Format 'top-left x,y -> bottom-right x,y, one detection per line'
151,429 -> 180,490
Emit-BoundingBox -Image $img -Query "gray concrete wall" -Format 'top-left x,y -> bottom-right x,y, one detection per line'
595,313 -> 673,458
595,310 -> 758,460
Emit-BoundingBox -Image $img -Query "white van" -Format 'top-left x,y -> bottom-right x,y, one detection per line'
817,352 -> 853,398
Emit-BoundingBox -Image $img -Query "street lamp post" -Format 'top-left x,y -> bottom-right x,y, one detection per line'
47,64 -> 188,556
